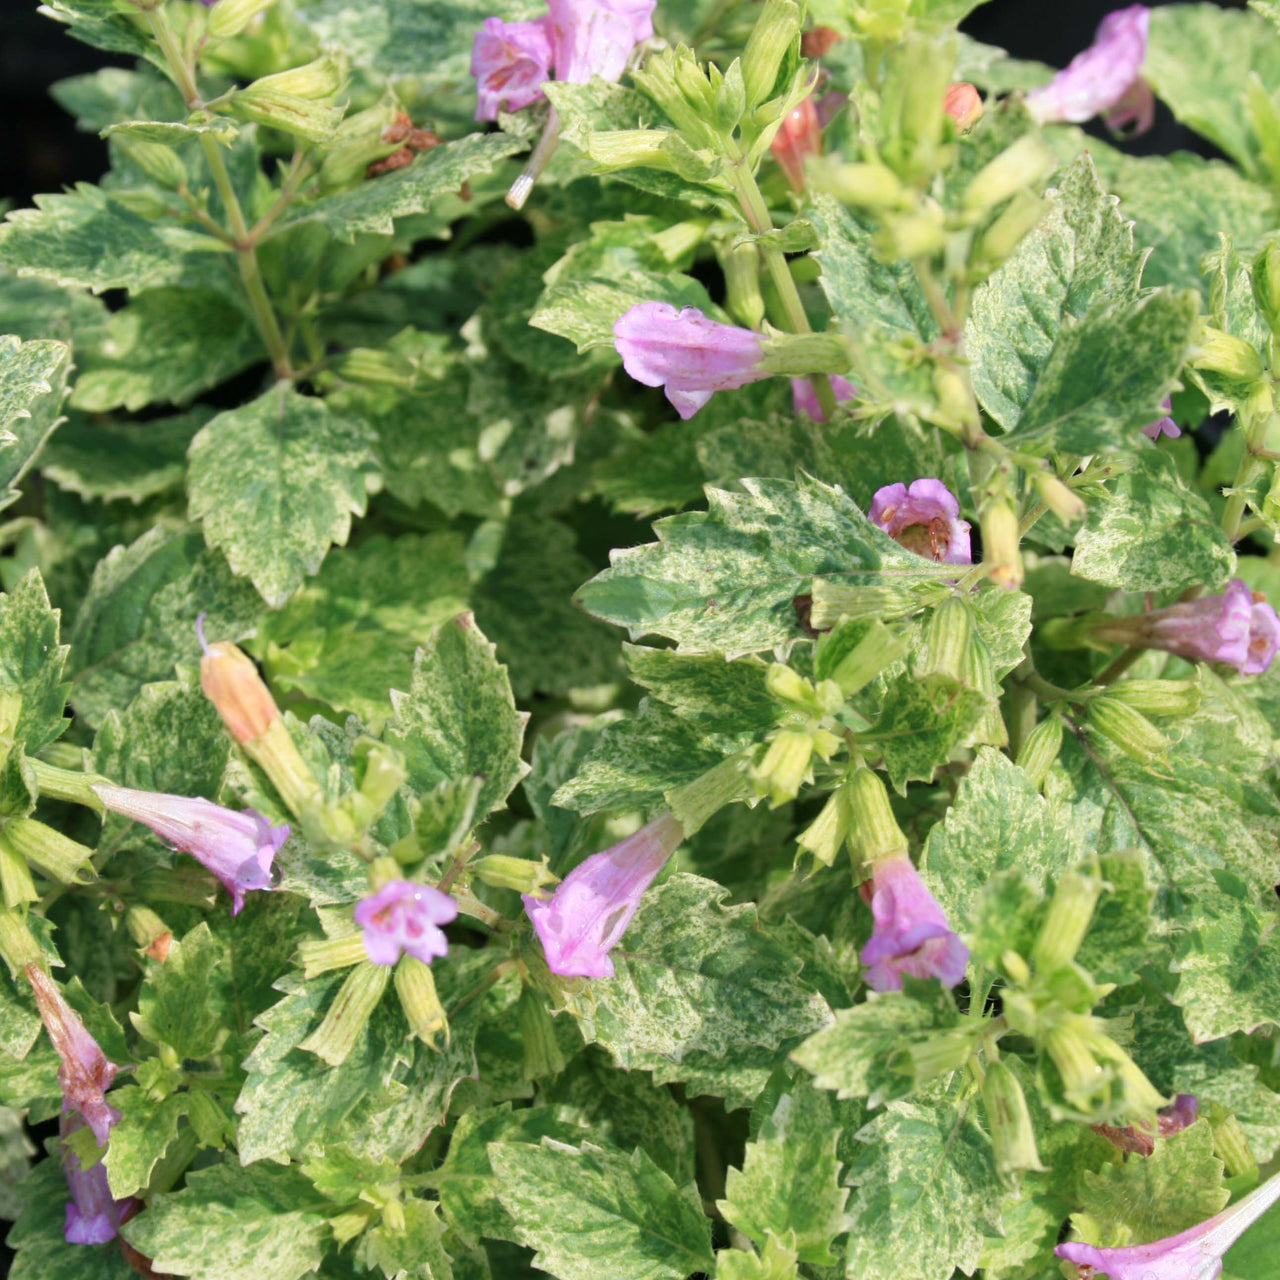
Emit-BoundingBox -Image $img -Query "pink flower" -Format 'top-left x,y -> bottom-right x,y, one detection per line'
354,881 -> 459,966
858,853 -> 969,992
524,813 -> 683,978
470,16 -> 554,121
62,1111 -> 135,1245
26,966 -> 119,1148
1094,1094 -> 1199,1156
547,0 -> 655,84
1142,397 -> 1181,440
1098,580 -> 1280,675
791,374 -> 857,422
772,97 -> 823,191
613,302 -> 767,419
1027,5 -> 1155,137
93,784 -> 288,916
1056,1167 -> 1280,1280
869,479 -> 973,566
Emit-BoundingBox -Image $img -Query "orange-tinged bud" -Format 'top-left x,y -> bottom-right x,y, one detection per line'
771,96 -> 822,192
197,614 -> 278,744
944,82 -> 983,130
801,26 -> 841,59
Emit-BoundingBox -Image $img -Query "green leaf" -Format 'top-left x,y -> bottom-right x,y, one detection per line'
561,874 -> 831,1078
842,1099 -> 1003,1280
1145,3 -> 1280,172
103,1085 -> 188,1199
1071,450 -> 1236,593
0,184 -> 224,295
120,1163 -> 331,1280
578,476 -> 951,656
714,1235 -> 800,1280
281,132 -> 528,242
872,670 -> 990,793
1225,1202 -> 1280,1280
68,525 -> 262,728
0,570 -> 70,754
259,533 -> 470,728
718,1076 -> 850,1264
187,384 -> 376,608
384,615 -> 528,821
41,408 -> 206,505
489,1139 -> 715,1280
0,333 -> 71,511
1072,1120 -> 1229,1247
355,1197 -> 455,1280
0,267 -> 109,348
35,0 -> 158,62
136,923 -> 228,1061
792,984 -> 965,1107
69,289 -> 261,413
967,155 -> 1144,431
920,748 -> 1086,930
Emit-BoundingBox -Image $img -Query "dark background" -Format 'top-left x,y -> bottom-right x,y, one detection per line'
0,0 -> 1248,1274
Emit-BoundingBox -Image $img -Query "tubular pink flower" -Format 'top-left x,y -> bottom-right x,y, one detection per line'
613,303 -> 767,419
61,1110 -> 135,1245
92,783 -> 288,916
1142,397 -> 1181,440
791,374 -> 857,422
354,881 -> 458,966
523,813 -> 683,978
547,0 -> 655,84
869,479 -> 972,565
1095,1093 -> 1199,1156
1056,1167 -> 1280,1280
1026,6 -> 1154,136
771,96 -> 823,192
858,853 -> 968,992
26,966 -> 119,1148
470,16 -> 554,121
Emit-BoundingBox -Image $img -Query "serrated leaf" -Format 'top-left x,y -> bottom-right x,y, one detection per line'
280,132 -> 527,242
561,874 -> 831,1076
577,476 -> 951,656
0,570 -> 70,754
872,670 -> 990,793
843,1099 -> 1003,1280
36,0 -> 159,62
69,289 -> 261,413
0,332 -> 71,511
1071,450 -> 1236,593
490,1139 -> 715,1280
385,615 -> 528,821
103,1085 -> 188,1200
136,923 -> 228,1060
355,1197 -> 454,1280
187,384 -> 376,608
259,533 -> 470,728
120,1163 -> 330,1280
719,1076 -> 849,1264
0,267 -> 109,349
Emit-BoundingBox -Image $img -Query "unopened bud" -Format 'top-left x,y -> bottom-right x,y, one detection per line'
1207,1102 -> 1257,1179
817,619 -> 911,697
299,961 -> 390,1066
919,597 -> 972,681
232,89 -> 344,143
473,854 -> 559,898
298,932 -> 368,979
976,190 -> 1047,266
1032,865 -> 1102,973
741,0 -> 803,109
250,54 -> 346,100
807,158 -> 910,209
631,50 -> 721,150
907,1030 -> 976,1081
846,767 -> 908,865
795,780 -> 851,868
1194,326 -> 1265,382
518,985 -> 566,1079
198,617 -> 278,744
1107,678 -> 1202,719
1033,472 -> 1085,525
877,205 -> 947,260
963,134 -> 1056,211
750,728 -> 815,808
1015,716 -> 1063,790
983,1061 -> 1045,1174
119,139 -> 187,190
1,819 -> 94,886
771,96 -> 821,191
721,241 -> 766,329
125,905 -> 172,961
1044,1020 -> 1104,1109
943,82 -> 983,130
395,956 -> 448,1047
0,836 -> 36,908
1002,949 -> 1032,987
207,0 -> 278,39
981,502 -> 1023,590
1086,696 -> 1168,765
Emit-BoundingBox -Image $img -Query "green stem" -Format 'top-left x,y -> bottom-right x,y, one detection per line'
727,159 -> 837,419
148,7 -> 293,378
1095,645 -> 1145,686
1222,409 -> 1271,541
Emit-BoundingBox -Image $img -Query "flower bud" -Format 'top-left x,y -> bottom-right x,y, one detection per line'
964,135 -> 1057,211
906,1030 -> 977,1081
807,158 -> 911,209
1032,472 -> 1085,525
750,728 -> 815,808
817,619 -> 911,698
720,241 -> 766,329
1086,696 -> 1169,764
982,1060 -> 1046,1174
1044,1020 -> 1106,1111
517,985 -> 566,1079
125,905 -> 172,962
298,932 -> 368,979
846,767 -> 908,865
1253,242 -> 1280,336
198,619 -> 278,745
1015,716 -> 1063,790
981,501 -> 1023,590
232,88 -> 344,143
632,48 -> 722,151
250,54 -> 346,101
1207,1102 -> 1257,1179
2,819 -> 94,887
473,854 -> 559,898
1106,678 -> 1202,719
1194,326 -> 1265,382
771,96 -> 821,191
395,955 -> 448,1047
943,82 -> 983,130
118,139 -> 187,190
317,97 -> 406,191
1032,865 -> 1101,973
0,836 -> 36,908
975,190 -> 1047,266
207,0 -> 279,39
299,961 -> 390,1066
740,0 -> 803,110
919,597 -> 972,682
795,781 -> 851,869
877,206 -> 947,260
